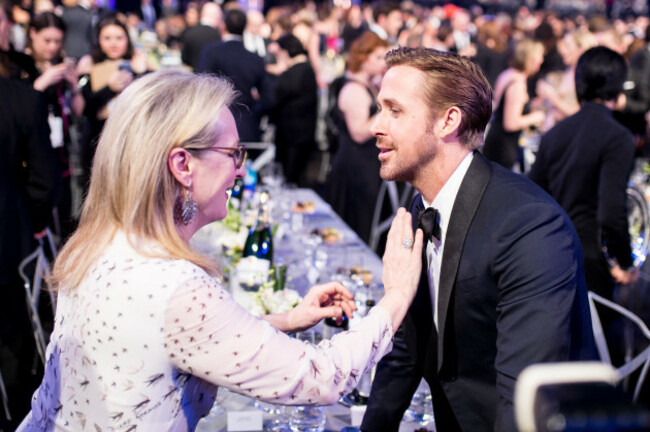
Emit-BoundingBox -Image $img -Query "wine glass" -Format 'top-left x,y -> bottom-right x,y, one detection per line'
260,162 -> 285,197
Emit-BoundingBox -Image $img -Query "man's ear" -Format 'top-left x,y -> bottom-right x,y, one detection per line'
168,147 -> 193,188
438,106 -> 462,140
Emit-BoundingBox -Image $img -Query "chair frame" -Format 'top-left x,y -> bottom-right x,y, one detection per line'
588,290 -> 650,402
0,367 -> 10,422
243,142 -> 276,173
368,181 -> 414,253
17,228 -> 58,367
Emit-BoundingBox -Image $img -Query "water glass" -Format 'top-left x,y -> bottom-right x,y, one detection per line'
289,406 -> 326,432
287,331 -> 326,431
404,380 -> 434,426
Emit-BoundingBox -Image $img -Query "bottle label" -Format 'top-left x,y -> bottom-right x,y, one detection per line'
236,256 -> 270,291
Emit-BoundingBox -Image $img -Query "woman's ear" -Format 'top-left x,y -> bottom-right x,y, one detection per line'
168,147 -> 193,187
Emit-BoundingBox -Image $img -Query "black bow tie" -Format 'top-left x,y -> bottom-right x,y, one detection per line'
418,207 -> 441,242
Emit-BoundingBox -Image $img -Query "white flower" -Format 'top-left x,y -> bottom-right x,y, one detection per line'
247,287 -> 302,315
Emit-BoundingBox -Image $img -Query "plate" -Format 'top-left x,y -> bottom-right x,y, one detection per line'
292,201 -> 317,214
312,228 -> 342,244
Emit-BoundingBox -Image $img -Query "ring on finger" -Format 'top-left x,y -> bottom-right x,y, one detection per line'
401,237 -> 413,249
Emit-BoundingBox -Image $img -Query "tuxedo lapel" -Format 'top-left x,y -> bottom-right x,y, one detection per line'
436,151 -> 491,371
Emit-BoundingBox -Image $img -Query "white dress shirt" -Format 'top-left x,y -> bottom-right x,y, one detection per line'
423,151 -> 474,330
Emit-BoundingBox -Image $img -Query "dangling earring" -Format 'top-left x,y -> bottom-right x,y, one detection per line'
174,188 -> 198,225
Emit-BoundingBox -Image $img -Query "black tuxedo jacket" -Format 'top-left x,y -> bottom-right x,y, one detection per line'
362,152 -> 596,431
198,38 -> 274,143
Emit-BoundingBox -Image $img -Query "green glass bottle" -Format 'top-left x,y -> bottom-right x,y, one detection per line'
242,190 -> 273,263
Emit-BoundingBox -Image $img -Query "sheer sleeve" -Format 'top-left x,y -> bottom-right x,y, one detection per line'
163,274 -> 393,405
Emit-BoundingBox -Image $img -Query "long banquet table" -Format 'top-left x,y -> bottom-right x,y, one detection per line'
191,188 -> 435,432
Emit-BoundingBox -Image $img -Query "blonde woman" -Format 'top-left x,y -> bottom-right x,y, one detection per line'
536,29 -> 598,129
17,70 -> 423,431
483,38 -> 546,171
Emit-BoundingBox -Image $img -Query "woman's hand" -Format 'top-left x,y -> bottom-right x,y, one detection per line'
33,63 -> 68,91
610,264 -> 640,285
130,49 -> 149,75
287,281 -> 357,332
376,208 -> 423,332
382,208 -> 423,302
108,69 -> 134,93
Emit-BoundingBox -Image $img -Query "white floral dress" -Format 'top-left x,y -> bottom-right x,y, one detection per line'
17,233 -> 394,431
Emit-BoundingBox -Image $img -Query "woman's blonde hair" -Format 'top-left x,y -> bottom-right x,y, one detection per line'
509,38 -> 543,71
52,70 -> 236,291
570,29 -> 598,52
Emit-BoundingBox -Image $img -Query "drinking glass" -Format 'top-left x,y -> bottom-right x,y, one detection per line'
404,379 -> 434,426
288,331 -> 326,432
195,388 -> 232,431
260,162 -> 284,186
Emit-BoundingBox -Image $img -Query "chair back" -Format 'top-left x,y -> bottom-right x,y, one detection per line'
17,228 -> 58,366
368,181 -> 414,253
587,291 -> 650,402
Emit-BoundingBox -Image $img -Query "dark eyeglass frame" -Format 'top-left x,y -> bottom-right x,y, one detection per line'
186,145 -> 248,169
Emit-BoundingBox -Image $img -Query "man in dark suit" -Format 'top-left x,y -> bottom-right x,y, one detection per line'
361,47 -> 596,431
0,78 -> 60,430
198,8 -> 274,143
180,1 -> 221,71
529,47 -> 638,334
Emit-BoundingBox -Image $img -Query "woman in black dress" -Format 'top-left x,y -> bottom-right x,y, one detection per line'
327,31 -> 389,244
271,33 -> 318,186
482,38 -> 546,171
27,12 -> 84,239
79,14 -> 148,191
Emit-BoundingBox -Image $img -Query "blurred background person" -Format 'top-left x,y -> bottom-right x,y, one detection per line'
536,29 -> 597,131
0,0 -> 38,82
60,0 -> 93,62
327,31 -> 389,245
79,13 -> 146,192
473,18 -> 509,88
180,1 -> 221,71
27,11 -> 84,240
529,46 -> 638,363
369,1 -> 403,45
482,38 -> 546,171
0,77 -> 60,432
198,7 -> 274,143
243,9 -> 268,58
270,33 -> 317,186
340,4 -> 367,54
620,28 -> 650,154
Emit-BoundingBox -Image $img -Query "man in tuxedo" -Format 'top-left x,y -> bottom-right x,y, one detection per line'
529,47 -> 638,345
361,47 -> 596,431
198,8 -> 274,143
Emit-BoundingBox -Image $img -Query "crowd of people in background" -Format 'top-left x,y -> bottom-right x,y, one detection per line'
3,0 -> 650,426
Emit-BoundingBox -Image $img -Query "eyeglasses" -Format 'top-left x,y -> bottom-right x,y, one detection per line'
186,145 -> 248,169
